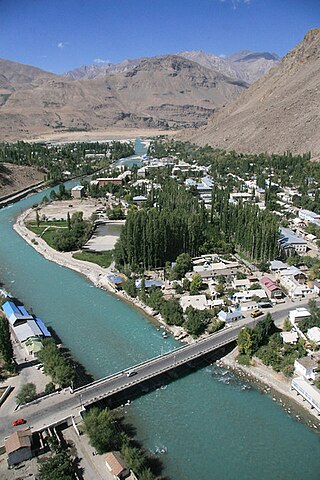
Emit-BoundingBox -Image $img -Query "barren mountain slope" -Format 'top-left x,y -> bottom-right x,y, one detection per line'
178,50 -> 280,84
180,29 -> 320,156
0,55 -> 247,141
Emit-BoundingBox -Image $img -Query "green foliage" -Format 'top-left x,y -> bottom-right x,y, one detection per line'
283,318 -> 292,332
184,307 -> 208,337
16,383 -> 37,405
237,327 -> 254,357
298,300 -> 320,333
121,444 -> 146,475
107,204 -> 125,220
0,316 -> 14,364
38,340 -> 75,388
123,278 -> 138,298
39,449 -> 74,480
52,212 -> 92,252
236,354 -> 251,366
114,180 -> 207,269
0,140 -> 133,184
146,287 -> 164,311
83,407 -> 121,454
171,253 -> 192,280
72,250 -> 113,268
207,318 -> 224,334
160,298 -> 184,326
189,273 -> 202,295
45,382 -> 56,395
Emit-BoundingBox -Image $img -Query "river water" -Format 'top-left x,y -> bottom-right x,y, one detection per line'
1,139 -> 320,479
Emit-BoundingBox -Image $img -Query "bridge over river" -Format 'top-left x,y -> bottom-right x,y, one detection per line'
1,298 -> 315,444
0,316 -> 258,443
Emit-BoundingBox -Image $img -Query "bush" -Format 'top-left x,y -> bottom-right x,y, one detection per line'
16,383 -> 37,405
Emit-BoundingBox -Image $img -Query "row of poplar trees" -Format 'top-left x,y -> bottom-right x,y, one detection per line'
114,181 -> 207,269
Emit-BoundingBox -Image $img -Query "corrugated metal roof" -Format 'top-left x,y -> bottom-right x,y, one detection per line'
35,317 -> 51,337
14,320 -> 43,343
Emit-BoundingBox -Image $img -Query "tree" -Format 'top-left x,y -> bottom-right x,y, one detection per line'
160,298 -> 184,326
45,382 -> 56,395
283,318 -> 292,332
172,253 -> 193,279
0,316 -> 14,364
39,450 -> 74,480
237,328 -> 254,357
16,383 -> 37,405
121,444 -> 146,474
189,273 -> 202,295
184,307 -> 207,337
83,407 -> 121,454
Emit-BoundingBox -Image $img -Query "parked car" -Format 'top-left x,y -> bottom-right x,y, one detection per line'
12,418 -> 26,426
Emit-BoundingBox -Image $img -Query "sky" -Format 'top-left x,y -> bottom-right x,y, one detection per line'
0,0 -> 319,74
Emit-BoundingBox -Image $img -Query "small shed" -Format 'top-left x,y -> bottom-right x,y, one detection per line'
71,185 -> 84,199
5,428 -> 32,466
105,451 -> 130,480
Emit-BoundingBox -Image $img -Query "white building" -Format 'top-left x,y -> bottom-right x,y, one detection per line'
232,289 -> 267,304
298,209 -> 320,225
294,356 -> 319,380
289,308 -> 311,325
307,327 -> 320,345
180,294 -> 208,312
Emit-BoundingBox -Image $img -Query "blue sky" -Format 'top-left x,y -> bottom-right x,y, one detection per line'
0,0 -> 319,73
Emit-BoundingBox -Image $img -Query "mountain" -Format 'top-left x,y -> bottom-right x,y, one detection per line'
65,50 -> 280,84
178,29 -> 320,156
178,50 -> 280,84
64,58 -> 142,80
0,55 -> 247,140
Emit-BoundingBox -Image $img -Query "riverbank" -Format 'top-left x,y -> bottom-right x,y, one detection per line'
220,347 -> 320,426
14,210 -> 320,425
14,208 -> 192,343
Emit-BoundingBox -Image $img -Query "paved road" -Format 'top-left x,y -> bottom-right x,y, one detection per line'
0,298 -> 316,443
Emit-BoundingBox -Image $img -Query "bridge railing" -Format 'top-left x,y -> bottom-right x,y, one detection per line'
73,326 -> 237,394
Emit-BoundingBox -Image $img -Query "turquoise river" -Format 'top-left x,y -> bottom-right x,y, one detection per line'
0,139 -> 320,479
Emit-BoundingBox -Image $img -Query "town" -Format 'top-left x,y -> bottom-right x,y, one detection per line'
0,137 -> 320,479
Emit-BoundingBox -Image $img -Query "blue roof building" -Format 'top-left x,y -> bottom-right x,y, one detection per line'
35,318 -> 51,337
2,301 -> 33,326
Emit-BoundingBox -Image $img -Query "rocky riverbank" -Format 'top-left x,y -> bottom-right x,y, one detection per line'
219,347 -> 320,427
13,209 -> 193,344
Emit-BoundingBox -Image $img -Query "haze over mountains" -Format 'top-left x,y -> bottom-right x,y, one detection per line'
181,29 -> 320,156
65,50 -> 279,84
0,48 -> 278,141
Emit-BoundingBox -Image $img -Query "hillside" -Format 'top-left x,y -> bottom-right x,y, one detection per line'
0,55 -> 247,141
178,50 -> 280,84
65,50 -> 279,84
179,29 -> 320,156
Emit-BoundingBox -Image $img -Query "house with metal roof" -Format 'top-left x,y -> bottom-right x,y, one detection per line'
5,428 -> 32,466
260,277 -> 283,299
105,451 -> 130,480
135,279 -> 163,289
218,310 -> 243,322
279,227 -> 307,254
2,301 -> 33,327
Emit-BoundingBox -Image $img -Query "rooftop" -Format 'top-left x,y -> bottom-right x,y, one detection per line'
5,429 -> 32,454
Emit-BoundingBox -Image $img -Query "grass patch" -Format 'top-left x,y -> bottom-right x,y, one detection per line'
72,250 -> 113,268
26,221 -> 68,249
236,353 -> 252,366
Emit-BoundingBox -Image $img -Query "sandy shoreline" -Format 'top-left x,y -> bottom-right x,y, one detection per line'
13,210 -> 320,424
220,347 -> 320,426
13,208 -> 190,342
